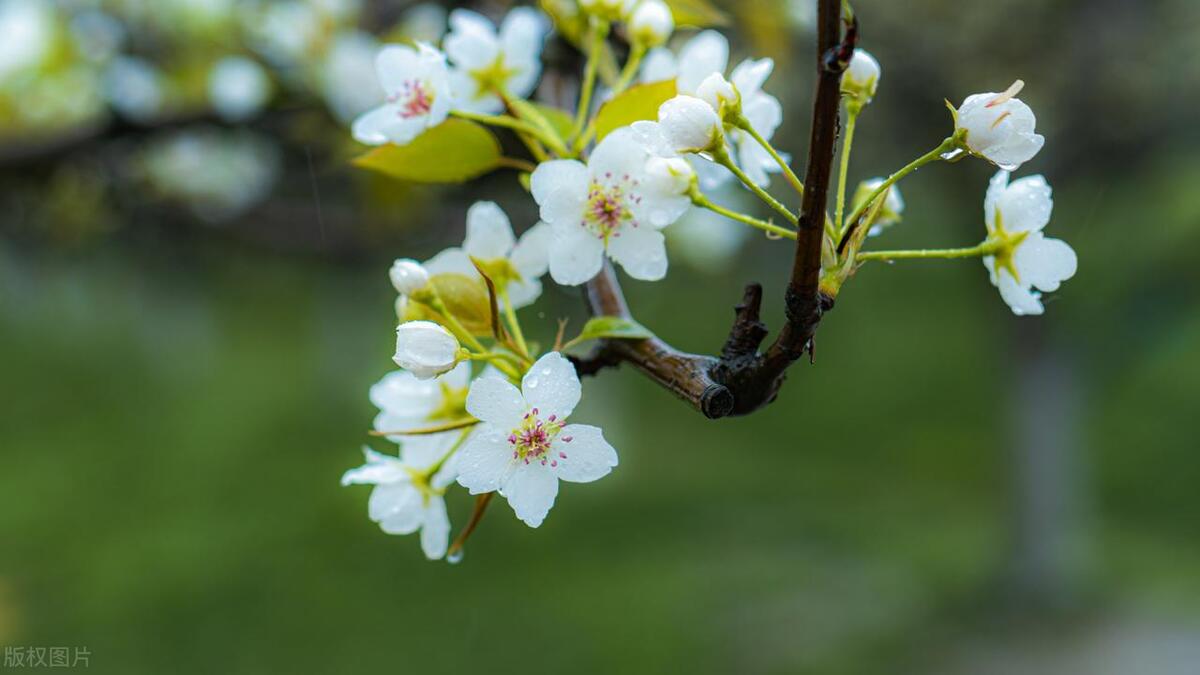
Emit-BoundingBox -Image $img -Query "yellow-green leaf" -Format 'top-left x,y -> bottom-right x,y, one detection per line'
564,316 -> 655,349
594,80 -> 678,142
667,0 -> 730,27
352,119 -> 502,184
428,273 -> 493,336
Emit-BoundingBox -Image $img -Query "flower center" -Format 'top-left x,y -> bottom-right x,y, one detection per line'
470,57 -> 519,98
583,175 -> 640,241
507,408 -> 570,467
389,79 -> 434,119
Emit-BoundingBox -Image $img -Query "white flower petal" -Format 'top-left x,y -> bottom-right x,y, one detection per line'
531,159 -> 589,224
369,370 -> 439,421
455,428 -> 516,494
521,352 -> 581,420
424,247 -> 475,277
341,448 -> 407,486
419,497 -> 451,559
466,375 -> 526,428
378,491 -> 425,534
983,170 -> 1010,233
500,463 -> 559,528
351,105 -> 401,145
1015,233 -> 1077,293
463,201 -> 516,259
640,47 -> 678,83
676,30 -> 729,94
588,127 -> 650,183
511,221 -> 552,279
375,45 -> 421,94
400,430 -> 459,470
730,57 -> 773,96
608,226 -> 668,281
500,7 -> 548,68
444,9 -> 499,71
997,174 -> 1053,233
995,268 -> 1044,316
368,482 -> 420,522
548,221 -> 605,286
552,424 -> 617,483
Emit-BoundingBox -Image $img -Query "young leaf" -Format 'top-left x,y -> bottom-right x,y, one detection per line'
564,316 -> 655,349
666,0 -> 730,28
352,119 -> 502,184
594,80 -> 678,142
427,273 -> 493,336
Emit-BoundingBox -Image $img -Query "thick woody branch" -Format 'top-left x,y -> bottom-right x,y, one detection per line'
579,264 -> 733,418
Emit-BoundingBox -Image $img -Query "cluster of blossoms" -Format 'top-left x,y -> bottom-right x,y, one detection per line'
342,1 -> 1078,561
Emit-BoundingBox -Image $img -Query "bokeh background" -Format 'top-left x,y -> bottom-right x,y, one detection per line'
2,0 -> 1199,673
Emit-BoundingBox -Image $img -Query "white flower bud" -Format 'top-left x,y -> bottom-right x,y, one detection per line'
658,95 -> 722,152
394,321 -> 461,380
628,0 -> 673,48
389,258 -> 429,295
644,156 -> 695,195
696,72 -> 738,114
842,49 -> 880,102
954,81 -> 1045,170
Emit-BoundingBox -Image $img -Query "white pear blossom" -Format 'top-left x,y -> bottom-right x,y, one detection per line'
853,178 -> 904,236
696,72 -> 738,113
658,95 -> 722,152
640,31 -> 784,188
394,320 -> 462,379
954,82 -> 1045,170
628,0 -> 673,48
530,127 -> 692,284
370,362 -> 473,437
443,8 -> 548,114
341,436 -> 457,559
457,352 -> 617,528
981,171 -> 1076,316
389,258 -> 429,296
352,42 -> 452,146
208,56 -> 271,122
423,201 -> 551,308
842,49 -> 880,103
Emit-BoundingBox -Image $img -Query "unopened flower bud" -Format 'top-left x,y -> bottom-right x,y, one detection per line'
579,0 -> 626,21
628,0 -> 673,48
696,72 -> 738,116
389,258 -> 430,295
841,49 -> 880,104
394,321 -> 461,379
658,95 -> 722,153
644,156 -> 695,195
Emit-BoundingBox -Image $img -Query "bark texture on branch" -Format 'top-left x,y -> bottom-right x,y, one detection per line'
578,0 -> 855,419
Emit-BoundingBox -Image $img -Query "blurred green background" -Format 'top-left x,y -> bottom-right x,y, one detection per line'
2,0 -> 1199,673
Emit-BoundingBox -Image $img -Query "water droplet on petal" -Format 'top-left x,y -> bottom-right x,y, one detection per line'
526,377 -> 539,388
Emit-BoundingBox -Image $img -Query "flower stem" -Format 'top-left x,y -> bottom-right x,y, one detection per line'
499,289 -> 530,361
843,135 -> 956,228
711,144 -> 798,224
833,106 -> 859,236
613,43 -> 646,94
855,240 -> 1001,262
690,189 -> 797,240
737,119 -> 804,196
572,19 -> 609,143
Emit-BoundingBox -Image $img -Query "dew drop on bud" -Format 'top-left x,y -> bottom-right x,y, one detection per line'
447,550 -> 464,564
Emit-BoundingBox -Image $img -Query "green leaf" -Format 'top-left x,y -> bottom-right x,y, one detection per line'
564,316 -> 655,349
666,0 -> 730,27
352,119 -> 502,184
593,79 -> 678,142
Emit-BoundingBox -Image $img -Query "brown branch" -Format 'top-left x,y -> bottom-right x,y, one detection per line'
577,0 -> 854,419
